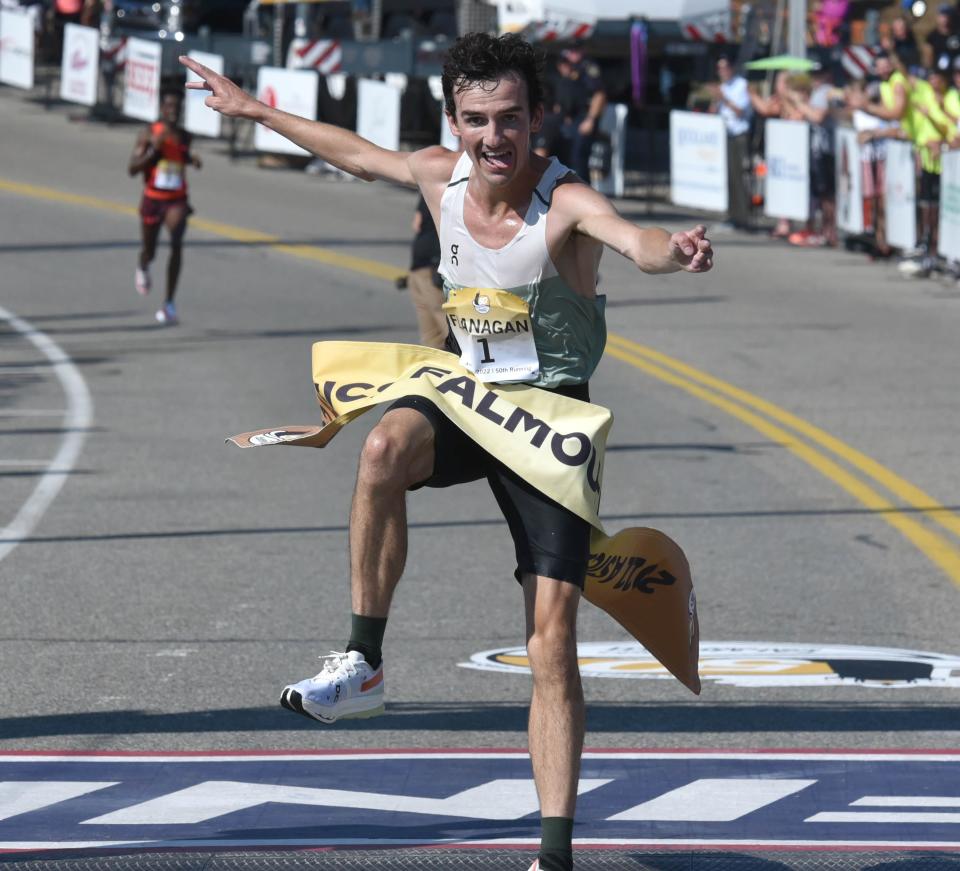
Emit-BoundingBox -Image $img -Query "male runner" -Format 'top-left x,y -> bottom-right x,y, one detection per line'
182,34 -> 711,871
128,88 -> 201,325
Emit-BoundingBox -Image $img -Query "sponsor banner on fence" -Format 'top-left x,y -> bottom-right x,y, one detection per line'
836,127 -> 864,235
59,23 -> 99,106
254,66 -> 318,156
122,36 -> 161,122
669,110 -> 727,213
939,149 -> 960,260
764,118 -> 810,221
0,8 -> 35,90
357,77 -> 402,152
184,50 -> 223,138
885,139 -> 917,251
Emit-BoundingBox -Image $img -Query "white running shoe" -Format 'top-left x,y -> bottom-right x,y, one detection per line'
154,302 -> 178,325
898,257 -> 930,279
526,861 -> 539,871
280,650 -> 385,724
135,267 -> 151,296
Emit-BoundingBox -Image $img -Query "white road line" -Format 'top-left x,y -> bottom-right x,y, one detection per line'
0,460 -> 59,466
0,306 -> 93,562
854,796 -> 960,807
807,811 -> 960,824
608,778 -> 816,822
0,409 -> 67,417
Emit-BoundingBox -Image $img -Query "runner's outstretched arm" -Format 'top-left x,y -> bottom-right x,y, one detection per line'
178,56 -> 417,186
561,183 -> 714,274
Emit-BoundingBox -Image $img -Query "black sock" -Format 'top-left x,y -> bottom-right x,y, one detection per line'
346,614 -> 387,670
538,817 -> 573,871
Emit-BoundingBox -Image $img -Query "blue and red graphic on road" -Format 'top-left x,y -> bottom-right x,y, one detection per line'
1,749 -> 959,852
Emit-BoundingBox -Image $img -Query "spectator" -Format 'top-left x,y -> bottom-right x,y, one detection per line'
883,15 -> 922,73
543,46 -> 607,182
922,4 -> 960,73
710,54 -> 753,231
942,55 -> 960,134
901,68 -> 952,275
750,71 -> 802,238
784,68 -> 840,246
846,53 -> 911,256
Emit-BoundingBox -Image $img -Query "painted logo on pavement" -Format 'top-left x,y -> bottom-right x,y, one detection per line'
460,642 -> 960,688
2,750 -> 959,851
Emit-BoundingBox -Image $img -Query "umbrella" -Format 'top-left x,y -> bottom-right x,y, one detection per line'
744,54 -> 821,71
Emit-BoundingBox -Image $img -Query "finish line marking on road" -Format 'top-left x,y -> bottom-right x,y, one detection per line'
2,750 -> 959,852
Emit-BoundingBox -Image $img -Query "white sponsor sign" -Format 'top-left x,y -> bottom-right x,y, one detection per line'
462,641 -> 960,688
357,77 -> 401,152
594,102 -> 628,198
0,8 -> 34,90
670,110 -> 727,213
764,118 -> 809,221
122,37 -> 161,122
835,127 -> 864,235
254,66 -> 318,156
59,23 -> 99,106
184,50 -> 222,138
939,149 -> 960,260
884,139 -> 917,251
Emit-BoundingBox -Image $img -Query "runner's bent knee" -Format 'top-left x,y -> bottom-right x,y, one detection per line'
358,410 -> 434,490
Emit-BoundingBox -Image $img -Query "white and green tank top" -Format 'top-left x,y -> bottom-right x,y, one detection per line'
437,151 -> 606,388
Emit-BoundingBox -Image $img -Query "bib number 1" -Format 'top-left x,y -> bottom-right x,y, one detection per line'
476,337 -> 495,364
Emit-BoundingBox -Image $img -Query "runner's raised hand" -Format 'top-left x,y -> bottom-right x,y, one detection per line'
179,55 -> 258,119
669,225 -> 713,273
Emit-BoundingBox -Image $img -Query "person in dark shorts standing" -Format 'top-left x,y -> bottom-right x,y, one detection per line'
404,195 -> 447,348
128,88 -> 201,325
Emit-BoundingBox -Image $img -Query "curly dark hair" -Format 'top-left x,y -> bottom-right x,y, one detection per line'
441,32 -> 545,118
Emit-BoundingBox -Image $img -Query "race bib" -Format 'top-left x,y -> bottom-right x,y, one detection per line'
153,160 -> 184,191
443,288 -> 539,383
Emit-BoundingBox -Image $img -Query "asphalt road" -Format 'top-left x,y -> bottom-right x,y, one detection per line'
1,87 -> 959,764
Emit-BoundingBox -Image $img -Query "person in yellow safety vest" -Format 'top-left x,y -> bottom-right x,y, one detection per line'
902,68 -> 953,274
847,53 -> 911,255
940,56 -> 960,141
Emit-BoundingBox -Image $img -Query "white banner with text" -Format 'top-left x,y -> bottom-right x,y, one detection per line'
670,111 -> 727,213
60,23 -> 99,106
764,119 -> 810,221
254,66 -> 318,155
122,37 -> 161,122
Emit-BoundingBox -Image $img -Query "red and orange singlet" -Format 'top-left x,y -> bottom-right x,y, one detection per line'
144,122 -> 190,201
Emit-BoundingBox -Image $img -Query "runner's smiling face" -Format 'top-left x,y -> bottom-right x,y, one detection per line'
451,74 -> 542,187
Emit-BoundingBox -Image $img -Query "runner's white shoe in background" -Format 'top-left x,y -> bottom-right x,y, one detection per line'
280,650 -> 384,724
155,302 -> 178,325
135,267 -> 151,296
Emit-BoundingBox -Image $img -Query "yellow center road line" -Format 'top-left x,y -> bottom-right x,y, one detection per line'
5,174 -> 959,586
607,333 -> 960,542
0,179 -> 138,217
0,179 -> 405,283
606,344 -> 960,588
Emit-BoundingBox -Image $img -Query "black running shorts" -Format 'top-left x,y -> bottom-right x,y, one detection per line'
387,384 -> 592,588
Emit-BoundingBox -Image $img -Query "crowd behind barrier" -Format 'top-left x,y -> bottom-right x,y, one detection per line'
6,0 -> 960,279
